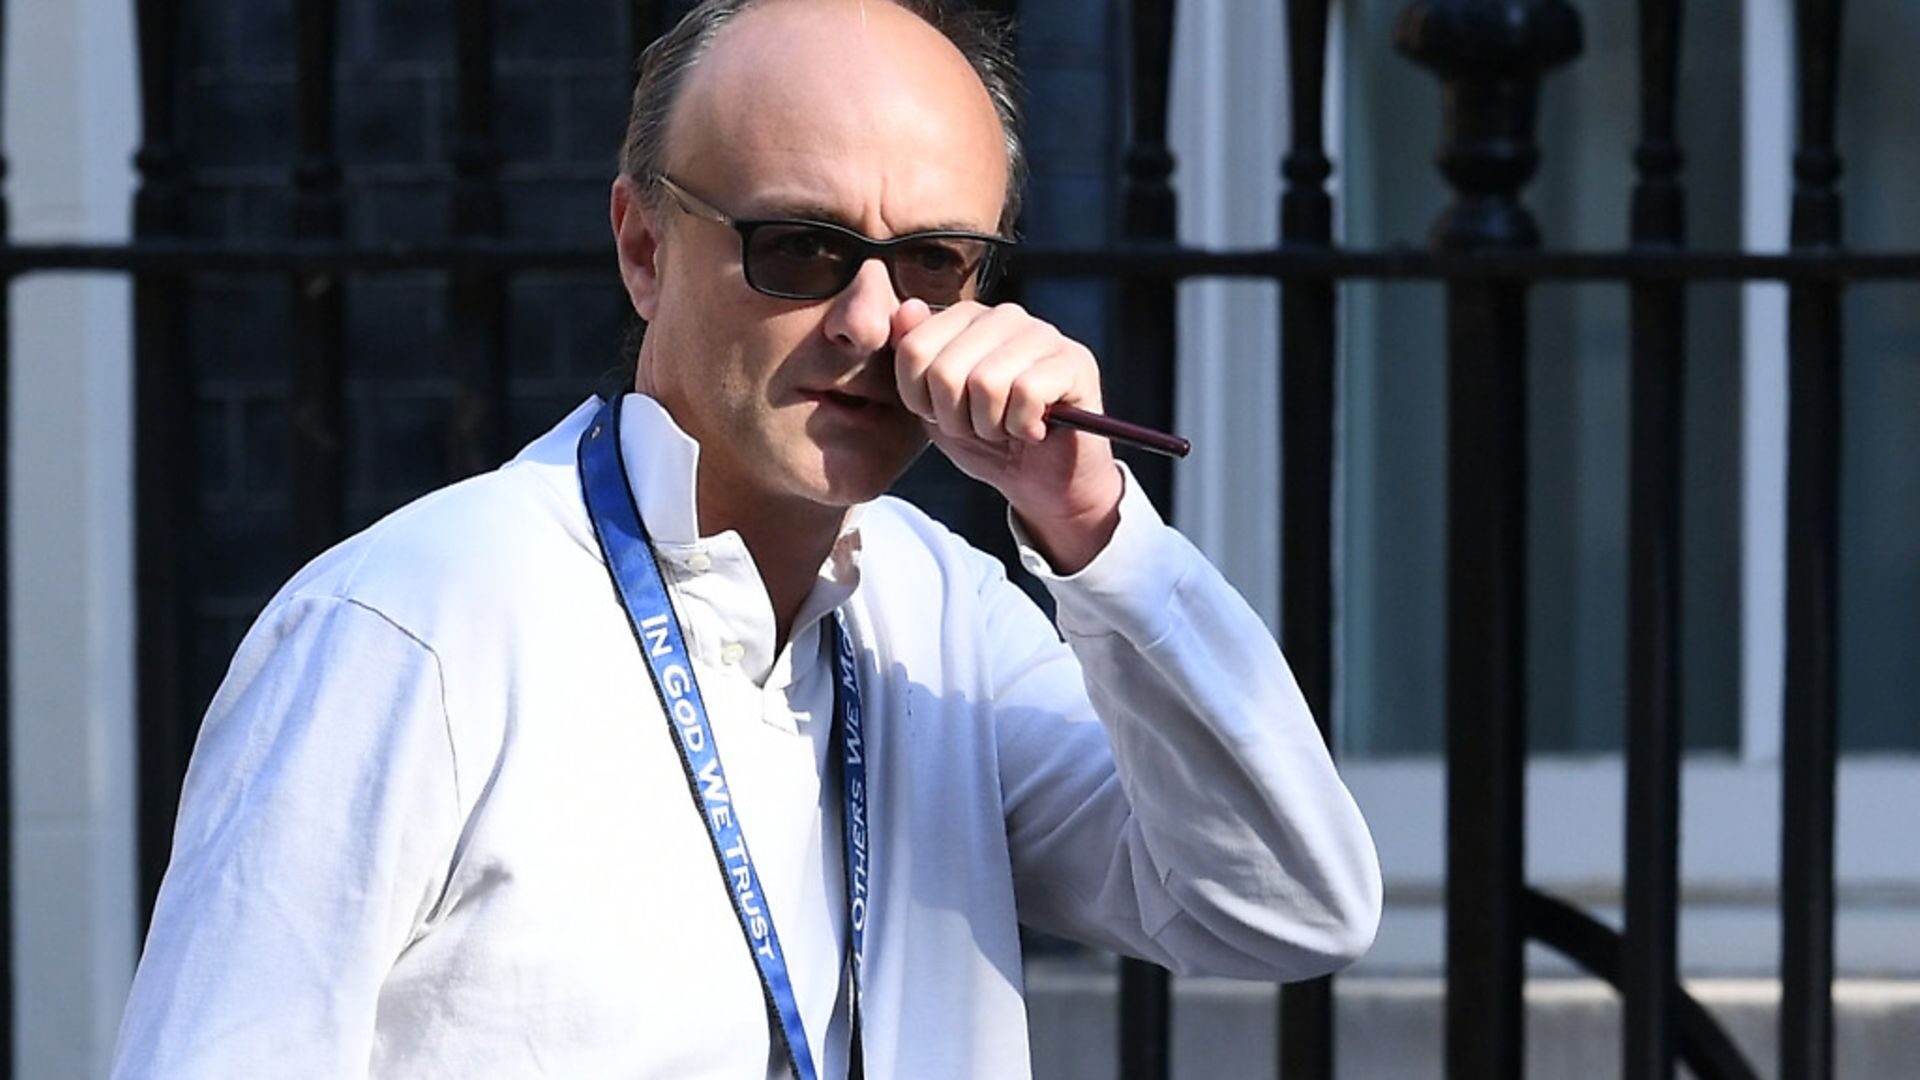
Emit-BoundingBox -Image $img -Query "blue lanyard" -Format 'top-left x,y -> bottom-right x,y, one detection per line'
578,397 -> 867,1080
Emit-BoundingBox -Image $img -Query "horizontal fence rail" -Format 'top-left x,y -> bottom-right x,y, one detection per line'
12,241 -> 1920,280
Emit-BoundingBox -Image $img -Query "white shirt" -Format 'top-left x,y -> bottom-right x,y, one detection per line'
112,395 -> 1380,1079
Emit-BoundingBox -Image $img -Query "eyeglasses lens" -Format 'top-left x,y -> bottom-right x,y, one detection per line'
744,224 -> 990,306
894,237 -> 989,305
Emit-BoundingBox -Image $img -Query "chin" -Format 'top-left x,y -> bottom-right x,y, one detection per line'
808,442 -> 928,507
799,422 -> 927,496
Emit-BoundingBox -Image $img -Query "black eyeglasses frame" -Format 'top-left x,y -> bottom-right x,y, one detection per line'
653,174 -> 1015,307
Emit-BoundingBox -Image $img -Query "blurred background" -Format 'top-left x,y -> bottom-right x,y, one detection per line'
6,0 -> 1918,1076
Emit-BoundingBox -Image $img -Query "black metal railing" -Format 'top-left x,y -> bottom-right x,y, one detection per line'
288,0 -> 348,561
130,0 -> 195,934
1278,0 -> 1339,1072
448,0 -> 512,473
1780,6 -> 1848,1079
1398,3 -> 1584,1074
1621,0 -> 1688,1073
0,0 -> 1888,1078
0,0 -> 12,1069
1114,2 -> 1178,1073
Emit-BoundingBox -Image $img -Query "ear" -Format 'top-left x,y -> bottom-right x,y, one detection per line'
611,175 -> 664,322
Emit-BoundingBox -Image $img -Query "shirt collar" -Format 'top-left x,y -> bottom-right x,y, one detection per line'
616,392 -> 705,545
613,393 -> 865,687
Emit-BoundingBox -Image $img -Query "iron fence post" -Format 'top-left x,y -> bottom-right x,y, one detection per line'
1781,3 -> 1846,1077
1116,3 -> 1178,1075
1395,3 -> 1582,1077
289,0 -> 348,557
1278,1 -> 1338,1075
131,0 -> 197,924
451,0 -> 510,472
1622,0 -> 1688,1076
0,1 -> 12,1064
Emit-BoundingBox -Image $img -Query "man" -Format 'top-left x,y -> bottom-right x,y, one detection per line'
113,0 -> 1380,1076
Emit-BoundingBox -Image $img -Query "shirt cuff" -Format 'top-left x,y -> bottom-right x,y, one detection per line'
1008,462 -> 1186,644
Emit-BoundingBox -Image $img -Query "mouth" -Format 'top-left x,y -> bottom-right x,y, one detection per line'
802,386 -> 902,414
810,388 -> 876,409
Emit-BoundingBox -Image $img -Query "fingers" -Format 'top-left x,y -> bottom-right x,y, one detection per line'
892,301 -> 1100,445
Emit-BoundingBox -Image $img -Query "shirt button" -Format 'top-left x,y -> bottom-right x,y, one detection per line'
721,642 -> 745,666
687,552 -> 713,573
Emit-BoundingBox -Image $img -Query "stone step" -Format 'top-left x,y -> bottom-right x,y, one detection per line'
1025,966 -> 1920,1078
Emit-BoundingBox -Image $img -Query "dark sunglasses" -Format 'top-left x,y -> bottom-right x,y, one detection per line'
655,175 -> 1013,308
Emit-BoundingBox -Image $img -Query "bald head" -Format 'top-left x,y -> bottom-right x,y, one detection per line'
667,1 -> 1009,230
620,0 -> 1026,230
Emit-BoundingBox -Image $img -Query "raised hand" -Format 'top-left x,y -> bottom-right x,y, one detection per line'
891,299 -> 1125,573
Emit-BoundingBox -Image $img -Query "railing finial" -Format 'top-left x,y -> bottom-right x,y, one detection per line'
1394,0 -> 1583,251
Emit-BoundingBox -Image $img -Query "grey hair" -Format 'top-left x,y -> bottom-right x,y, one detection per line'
619,0 -> 1027,232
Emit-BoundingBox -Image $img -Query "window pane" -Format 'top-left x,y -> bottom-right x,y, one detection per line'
1837,1 -> 1920,751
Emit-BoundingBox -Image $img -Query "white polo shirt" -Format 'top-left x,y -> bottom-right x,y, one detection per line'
112,395 -> 1380,1078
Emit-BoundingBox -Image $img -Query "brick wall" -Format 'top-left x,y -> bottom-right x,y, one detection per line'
181,0 -> 637,703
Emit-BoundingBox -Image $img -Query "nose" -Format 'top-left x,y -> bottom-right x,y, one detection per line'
821,257 -> 899,354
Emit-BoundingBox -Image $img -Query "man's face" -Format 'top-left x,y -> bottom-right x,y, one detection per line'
614,0 -> 1010,530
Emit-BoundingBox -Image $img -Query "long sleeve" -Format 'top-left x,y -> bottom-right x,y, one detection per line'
992,471 -> 1381,981
112,594 -> 463,1078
